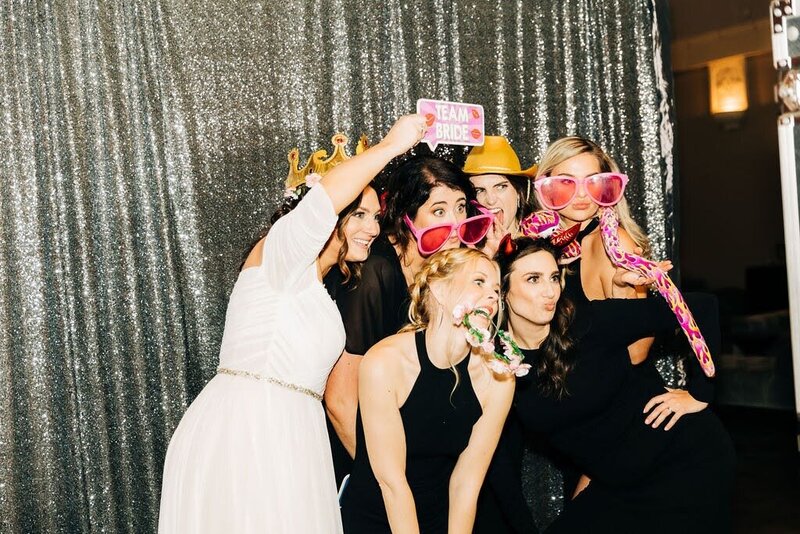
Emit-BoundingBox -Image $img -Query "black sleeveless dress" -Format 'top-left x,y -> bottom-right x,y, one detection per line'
562,217 -> 685,388
561,217 -> 599,308
340,330 -> 483,533
474,219 -> 602,534
323,235 -> 411,487
517,296 -> 733,533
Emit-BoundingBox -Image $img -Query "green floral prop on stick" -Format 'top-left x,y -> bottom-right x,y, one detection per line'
452,303 -> 531,377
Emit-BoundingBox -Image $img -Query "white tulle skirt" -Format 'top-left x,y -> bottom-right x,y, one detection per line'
158,373 -> 343,533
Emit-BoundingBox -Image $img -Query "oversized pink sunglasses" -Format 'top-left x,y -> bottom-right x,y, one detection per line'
403,203 -> 495,256
534,172 -> 629,210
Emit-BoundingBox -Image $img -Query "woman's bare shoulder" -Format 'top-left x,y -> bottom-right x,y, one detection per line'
582,231 -> 615,272
363,331 -> 416,368
360,331 -> 421,399
469,354 -> 516,404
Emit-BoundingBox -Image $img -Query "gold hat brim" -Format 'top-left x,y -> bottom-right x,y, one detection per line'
462,163 -> 539,178
462,136 -> 538,178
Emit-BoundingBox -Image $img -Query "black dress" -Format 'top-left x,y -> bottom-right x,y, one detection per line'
475,219 -> 601,534
340,330 -> 483,533
561,218 -> 599,308
518,295 -> 734,533
562,218 -> 684,388
323,235 -> 411,486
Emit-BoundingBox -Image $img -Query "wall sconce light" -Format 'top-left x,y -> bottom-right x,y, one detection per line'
708,55 -> 749,120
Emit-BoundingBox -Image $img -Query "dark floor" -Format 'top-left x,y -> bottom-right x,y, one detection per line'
716,406 -> 800,533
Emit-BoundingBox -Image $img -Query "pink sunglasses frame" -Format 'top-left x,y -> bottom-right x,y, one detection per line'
403,203 -> 495,256
533,172 -> 630,210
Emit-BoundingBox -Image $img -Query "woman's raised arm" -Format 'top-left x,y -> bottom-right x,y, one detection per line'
321,114 -> 427,214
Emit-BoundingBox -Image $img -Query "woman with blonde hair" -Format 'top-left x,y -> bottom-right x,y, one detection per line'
521,137 -> 676,506
532,136 -> 662,363
324,155 -> 485,486
340,248 -> 515,533
475,138 -> 670,531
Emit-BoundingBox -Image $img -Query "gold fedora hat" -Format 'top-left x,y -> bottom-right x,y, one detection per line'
463,136 -> 537,177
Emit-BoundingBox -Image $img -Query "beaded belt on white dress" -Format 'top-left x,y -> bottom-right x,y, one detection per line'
217,367 -> 323,401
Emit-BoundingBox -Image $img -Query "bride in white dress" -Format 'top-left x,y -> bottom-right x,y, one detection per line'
158,114 -> 427,533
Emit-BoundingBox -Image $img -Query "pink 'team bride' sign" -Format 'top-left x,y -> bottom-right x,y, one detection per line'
416,98 -> 485,150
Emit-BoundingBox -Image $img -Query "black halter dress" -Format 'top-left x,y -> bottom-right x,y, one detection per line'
340,330 -> 483,533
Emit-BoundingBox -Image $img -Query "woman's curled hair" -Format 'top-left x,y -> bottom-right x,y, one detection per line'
246,182 -> 378,284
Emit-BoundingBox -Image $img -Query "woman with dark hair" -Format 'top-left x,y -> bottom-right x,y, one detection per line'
493,237 -> 734,533
462,136 -> 537,254
277,180 -> 382,285
324,154 -> 491,485
462,138 -> 568,533
158,114 -> 427,534
340,248 -> 515,533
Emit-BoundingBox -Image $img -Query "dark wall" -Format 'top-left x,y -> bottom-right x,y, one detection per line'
674,53 -> 785,291
669,0 -> 768,39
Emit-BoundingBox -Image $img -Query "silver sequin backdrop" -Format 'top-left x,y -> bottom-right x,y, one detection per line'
0,0 -> 675,531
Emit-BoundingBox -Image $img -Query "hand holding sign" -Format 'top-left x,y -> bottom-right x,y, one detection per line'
416,99 -> 485,150
381,113 -> 431,154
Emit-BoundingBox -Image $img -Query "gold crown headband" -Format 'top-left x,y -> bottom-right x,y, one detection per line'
285,133 -> 370,190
